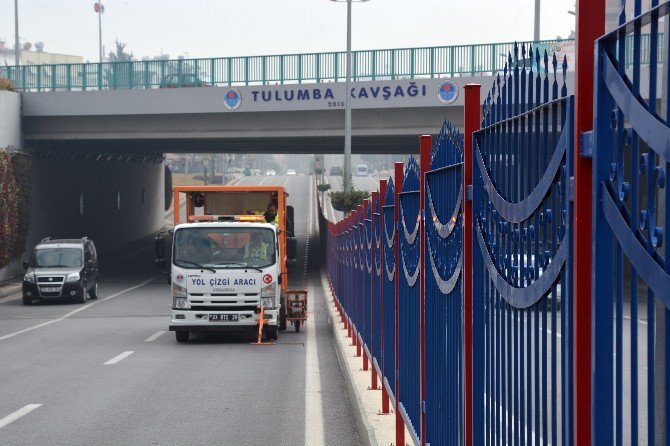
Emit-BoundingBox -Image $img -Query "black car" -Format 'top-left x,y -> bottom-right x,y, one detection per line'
22,237 -> 99,305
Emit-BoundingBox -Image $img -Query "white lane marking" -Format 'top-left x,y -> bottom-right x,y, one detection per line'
104,351 -> 134,365
144,331 -> 166,342
0,404 -> 41,430
0,276 -> 157,342
304,282 -> 325,446
259,176 -> 269,185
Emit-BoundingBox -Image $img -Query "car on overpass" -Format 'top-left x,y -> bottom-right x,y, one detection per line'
265,170 -> 276,176
356,164 -> 368,176
329,166 -> 342,176
159,73 -> 206,88
286,169 -> 296,176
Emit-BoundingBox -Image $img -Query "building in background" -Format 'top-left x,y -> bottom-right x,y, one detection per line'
0,40 -> 83,66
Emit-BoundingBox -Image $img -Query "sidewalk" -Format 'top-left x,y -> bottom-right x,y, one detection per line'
0,275 -> 22,300
320,271 -> 398,446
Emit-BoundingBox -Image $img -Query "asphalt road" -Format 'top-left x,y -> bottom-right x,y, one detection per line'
0,174 -> 361,446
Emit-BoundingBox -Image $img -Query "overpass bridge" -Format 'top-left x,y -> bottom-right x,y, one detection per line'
3,38 -> 577,155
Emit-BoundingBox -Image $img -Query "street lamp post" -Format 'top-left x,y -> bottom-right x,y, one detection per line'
331,0 -> 368,193
534,0 -> 541,40
14,0 -> 20,67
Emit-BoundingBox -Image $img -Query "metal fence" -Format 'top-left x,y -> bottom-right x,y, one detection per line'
424,121 -> 465,445
472,46 -> 574,445
592,2 -> 669,444
321,2 -> 669,444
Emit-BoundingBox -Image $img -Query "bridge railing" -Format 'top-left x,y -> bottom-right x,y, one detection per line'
0,39 -> 574,92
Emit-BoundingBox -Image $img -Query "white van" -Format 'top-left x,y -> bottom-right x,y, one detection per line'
356,164 -> 368,176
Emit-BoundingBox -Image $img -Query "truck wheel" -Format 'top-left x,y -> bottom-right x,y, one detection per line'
279,296 -> 287,331
294,321 -> 301,333
89,281 -> 99,300
22,296 -> 31,305
175,331 -> 189,343
267,326 -> 278,341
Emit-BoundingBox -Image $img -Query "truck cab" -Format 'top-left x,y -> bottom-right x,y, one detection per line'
155,185 -> 300,342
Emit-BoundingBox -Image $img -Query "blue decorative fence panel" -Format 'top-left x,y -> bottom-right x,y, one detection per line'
471,45 -> 574,446
352,212 -> 361,335
425,121 -> 465,446
398,156 -> 422,444
383,180 -> 397,404
372,193 -> 383,374
364,203 -> 373,357
592,2 -> 670,444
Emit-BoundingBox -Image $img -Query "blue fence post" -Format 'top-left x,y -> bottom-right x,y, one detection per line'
370,191 -> 380,391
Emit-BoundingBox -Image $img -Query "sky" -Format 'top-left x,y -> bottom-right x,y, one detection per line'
0,0 -> 576,62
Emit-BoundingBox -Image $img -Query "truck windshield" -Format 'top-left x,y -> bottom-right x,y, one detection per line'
173,227 -> 276,269
34,248 -> 83,268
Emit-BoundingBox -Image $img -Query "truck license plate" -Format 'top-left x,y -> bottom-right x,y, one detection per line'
208,314 -> 238,322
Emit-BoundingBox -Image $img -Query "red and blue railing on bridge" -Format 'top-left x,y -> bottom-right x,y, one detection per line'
320,1 -> 670,444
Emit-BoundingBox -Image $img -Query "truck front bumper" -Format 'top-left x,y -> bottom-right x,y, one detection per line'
170,309 -> 278,331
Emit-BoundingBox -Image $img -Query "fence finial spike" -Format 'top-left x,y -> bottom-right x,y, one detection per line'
543,49 -> 549,74
552,52 -> 558,81
535,47 -> 541,74
521,43 -> 527,70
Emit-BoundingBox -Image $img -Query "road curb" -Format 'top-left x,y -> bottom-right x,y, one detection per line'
321,270 -> 381,446
0,284 -> 21,300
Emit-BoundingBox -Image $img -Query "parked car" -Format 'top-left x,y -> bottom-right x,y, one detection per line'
159,73 -> 206,88
22,237 -> 99,305
265,170 -> 276,176
356,164 -> 368,176
286,169 -> 297,176
330,166 -> 343,176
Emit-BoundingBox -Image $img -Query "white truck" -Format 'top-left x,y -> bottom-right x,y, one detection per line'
155,185 -> 303,342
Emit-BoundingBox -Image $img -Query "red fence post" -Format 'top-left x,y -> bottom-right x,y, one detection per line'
574,1 -> 604,444
379,179 -> 390,414
463,83 -> 481,446
370,192 -> 379,389
419,135 -> 431,445
394,161 -> 405,446
356,205 -> 363,357
362,201 -> 369,370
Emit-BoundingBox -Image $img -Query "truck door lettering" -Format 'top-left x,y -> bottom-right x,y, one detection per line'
191,278 -> 205,286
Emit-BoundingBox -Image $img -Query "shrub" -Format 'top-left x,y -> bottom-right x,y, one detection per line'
329,189 -> 370,213
317,183 -> 331,193
0,151 -> 20,268
0,78 -> 13,91
10,152 -> 31,258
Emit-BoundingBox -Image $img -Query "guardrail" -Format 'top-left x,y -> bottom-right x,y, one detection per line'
0,38 -> 573,92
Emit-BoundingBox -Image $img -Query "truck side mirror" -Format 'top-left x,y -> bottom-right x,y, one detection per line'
22,259 -> 29,270
286,206 -> 295,236
287,236 -> 298,261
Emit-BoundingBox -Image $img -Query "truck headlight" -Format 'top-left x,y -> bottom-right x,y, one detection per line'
260,283 -> 276,308
174,297 -> 189,309
66,272 -> 80,282
23,273 -> 35,283
172,283 -> 189,309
